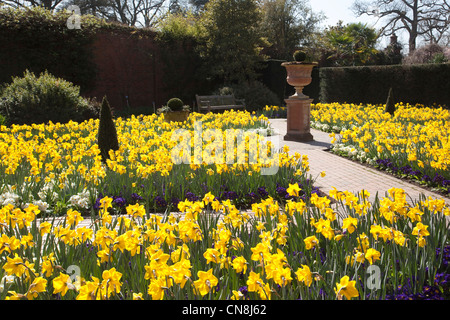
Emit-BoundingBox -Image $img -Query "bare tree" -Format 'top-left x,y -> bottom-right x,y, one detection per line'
62,0 -> 113,16
0,0 -> 66,10
103,0 -> 176,27
352,0 -> 450,52
98,0 -> 188,26
2,0 -> 174,27
418,1 -> 450,44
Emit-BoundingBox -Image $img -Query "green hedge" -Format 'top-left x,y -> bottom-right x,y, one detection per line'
319,63 -> 450,107
261,59 -> 287,103
303,66 -> 320,104
0,7 -> 95,93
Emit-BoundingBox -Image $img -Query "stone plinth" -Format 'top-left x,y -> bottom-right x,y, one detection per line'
284,97 -> 314,142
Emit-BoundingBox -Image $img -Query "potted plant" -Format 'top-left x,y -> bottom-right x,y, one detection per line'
158,98 -> 190,123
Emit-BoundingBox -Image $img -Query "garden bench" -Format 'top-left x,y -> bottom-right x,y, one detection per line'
195,94 -> 245,113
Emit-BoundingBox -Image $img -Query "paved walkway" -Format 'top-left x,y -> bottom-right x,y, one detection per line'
267,118 -> 450,205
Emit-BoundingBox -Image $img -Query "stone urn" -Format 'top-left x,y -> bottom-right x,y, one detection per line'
282,60 -> 317,142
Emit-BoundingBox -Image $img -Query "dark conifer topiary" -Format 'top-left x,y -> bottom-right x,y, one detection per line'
97,96 -> 119,163
385,87 -> 396,116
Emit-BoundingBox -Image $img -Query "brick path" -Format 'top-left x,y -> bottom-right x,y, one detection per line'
267,119 -> 450,205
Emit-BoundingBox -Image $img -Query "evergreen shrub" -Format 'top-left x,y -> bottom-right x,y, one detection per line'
0,70 -> 94,125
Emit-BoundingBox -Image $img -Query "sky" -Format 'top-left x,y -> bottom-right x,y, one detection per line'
308,0 -> 404,49
309,0 -> 372,27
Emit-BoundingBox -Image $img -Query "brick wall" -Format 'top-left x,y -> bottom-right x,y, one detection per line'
0,26 -> 207,112
85,31 -> 164,111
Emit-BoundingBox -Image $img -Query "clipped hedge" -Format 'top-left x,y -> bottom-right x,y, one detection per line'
261,59 -> 287,103
303,66 -> 320,103
319,63 -> 450,107
0,7 -> 96,93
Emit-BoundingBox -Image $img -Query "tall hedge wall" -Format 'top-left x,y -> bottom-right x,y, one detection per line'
303,66 -> 320,104
319,63 -> 450,107
0,7 -> 96,93
0,7 -> 155,96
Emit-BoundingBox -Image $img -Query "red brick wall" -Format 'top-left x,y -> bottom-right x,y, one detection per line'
85,31 -> 165,111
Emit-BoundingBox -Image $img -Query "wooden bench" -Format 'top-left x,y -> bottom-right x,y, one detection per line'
195,94 -> 245,113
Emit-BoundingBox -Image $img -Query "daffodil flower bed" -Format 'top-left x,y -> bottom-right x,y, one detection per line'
0,109 -> 448,300
310,103 -> 450,195
0,110 -> 315,216
0,186 -> 448,300
259,105 -> 287,119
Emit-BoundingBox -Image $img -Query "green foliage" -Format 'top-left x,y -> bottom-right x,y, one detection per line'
155,11 -> 206,41
0,6 -> 99,92
155,21 -> 208,105
380,35 -> 403,65
260,0 -> 323,61
293,50 -> 307,62
199,0 -> 268,84
97,96 -> 119,163
167,98 -> 184,111
0,70 -> 94,125
315,22 -> 380,67
260,59 -> 288,102
431,52 -> 448,64
319,63 -> 450,107
385,87 -> 396,115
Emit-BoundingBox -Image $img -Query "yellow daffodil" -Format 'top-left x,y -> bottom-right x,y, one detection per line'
295,265 -> 313,287
304,235 -> 319,250
335,275 -> 359,300
3,254 -> 26,277
342,217 -> 358,234
231,256 -> 248,274
53,273 -> 75,297
26,277 -> 47,300
365,248 -> 381,265
286,183 -> 301,197
133,292 -> 144,300
193,269 -> 218,297
66,209 -> 84,227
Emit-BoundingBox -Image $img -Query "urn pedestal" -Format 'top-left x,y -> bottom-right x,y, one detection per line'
281,62 -> 317,142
